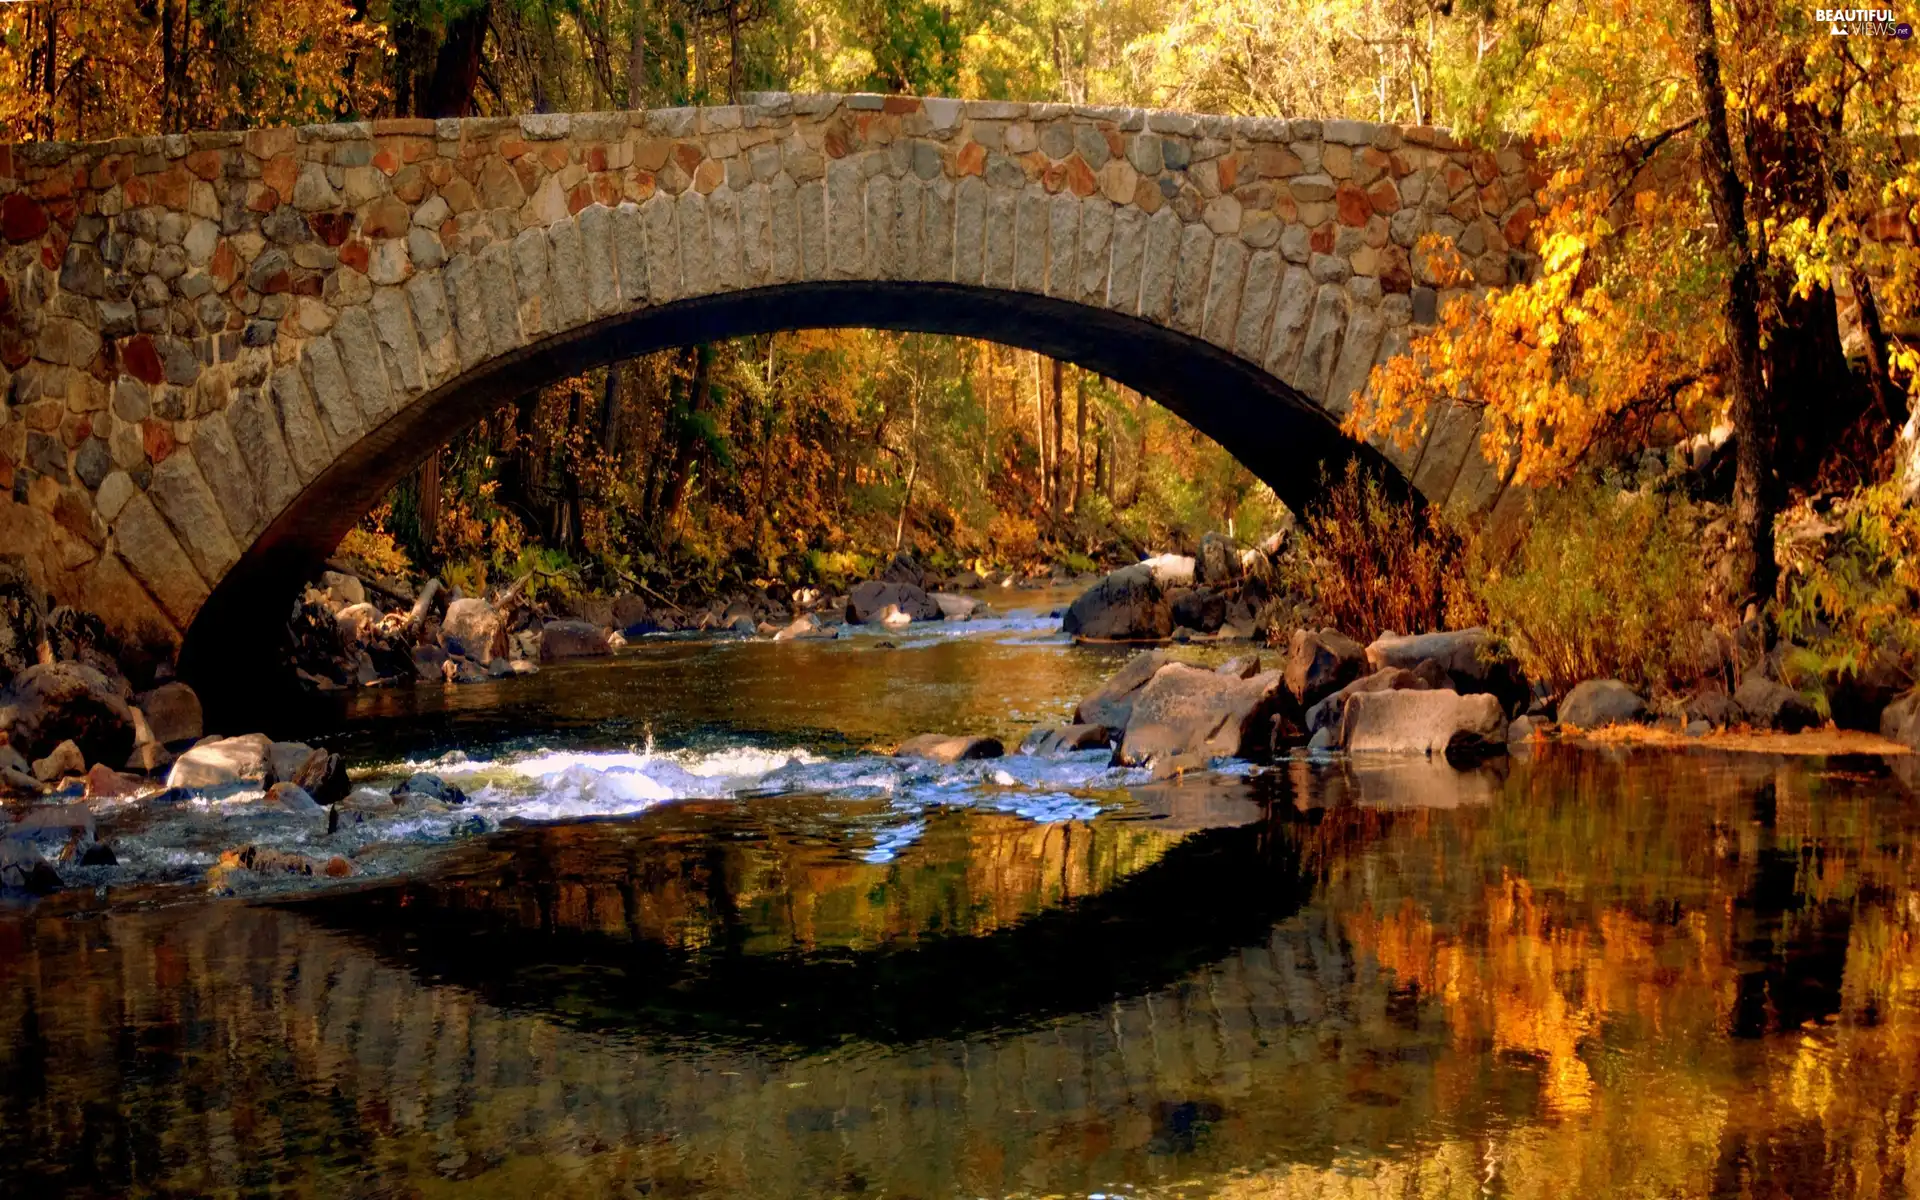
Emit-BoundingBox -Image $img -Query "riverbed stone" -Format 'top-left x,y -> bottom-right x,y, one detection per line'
1557,679 -> 1646,730
894,733 -> 1005,762
1,662 -> 136,766
1061,564 -> 1170,642
1116,663 -> 1287,767
1339,688 -> 1506,759
165,732 -> 273,790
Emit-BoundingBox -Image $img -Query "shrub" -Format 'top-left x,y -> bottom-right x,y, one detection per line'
1283,460 -> 1465,643
1467,483 -> 1723,697
1772,482 -> 1920,703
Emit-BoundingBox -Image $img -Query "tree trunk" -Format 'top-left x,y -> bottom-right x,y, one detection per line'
1688,0 -> 1776,606
1852,270 -> 1899,425
1748,63 -> 1852,490
1031,353 -> 1048,513
416,450 -> 441,555
626,0 -> 647,106
599,363 -> 621,455
656,343 -> 713,535
1071,368 -> 1087,514
1050,358 -> 1064,520
421,0 -> 492,118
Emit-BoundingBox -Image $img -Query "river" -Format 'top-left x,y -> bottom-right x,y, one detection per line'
3,590 -> 1918,1198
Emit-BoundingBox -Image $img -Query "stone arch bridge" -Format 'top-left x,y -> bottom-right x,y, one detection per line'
0,94 -> 1535,683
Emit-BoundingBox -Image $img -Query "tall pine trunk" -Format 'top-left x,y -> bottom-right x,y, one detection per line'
1688,0 -> 1776,606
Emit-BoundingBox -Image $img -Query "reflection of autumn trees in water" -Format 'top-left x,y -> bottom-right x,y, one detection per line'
2,752 -> 1919,1197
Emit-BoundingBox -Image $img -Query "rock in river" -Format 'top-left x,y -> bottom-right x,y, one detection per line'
894,734 -> 1005,762
1074,650 -> 1169,730
0,661 -> 136,768
1339,689 -> 1508,759
440,597 -> 506,661
848,581 -> 942,625
1061,564 -> 1170,642
166,733 -> 273,790
1284,627 -> 1366,707
539,619 -> 613,661
133,681 -> 203,747
1115,662 -> 1287,768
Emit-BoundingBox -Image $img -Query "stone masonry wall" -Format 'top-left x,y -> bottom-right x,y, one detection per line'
0,94 -> 1538,646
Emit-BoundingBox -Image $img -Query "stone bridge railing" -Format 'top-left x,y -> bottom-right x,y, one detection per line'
0,94 -> 1537,648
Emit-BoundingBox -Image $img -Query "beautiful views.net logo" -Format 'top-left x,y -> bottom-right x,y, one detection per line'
1818,7 -> 1916,34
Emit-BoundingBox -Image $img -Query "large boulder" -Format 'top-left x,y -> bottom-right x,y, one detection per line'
440,598 -> 506,661
1881,689 -> 1920,750
1139,554 -> 1196,589
1366,628 -> 1495,689
134,681 -> 203,747
1735,675 -> 1821,733
1684,687 -> 1741,730
879,552 -> 931,590
848,580 -> 942,625
1558,680 -> 1646,730
266,740 -> 350,804
1062,565 -> 1171,641
1074,650 -> 1170,729
930,592 -> 980,620
1339,689 -> 1508,758
0,558 -> 45,689
166,733 -> 273,790
1169,588 -> 1226,634
0,661 -> 135,766
611,594 -> 650,630
1116,663 -> 1287,767
1284,627 -> 1367,707
894,734 -> 1005,762
1304,666 -> 1429,735
1197,533 -> 1239,587
1020,723 -> 1111,755
539,619 -> 613,661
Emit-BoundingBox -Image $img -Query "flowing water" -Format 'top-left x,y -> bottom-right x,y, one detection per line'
4,591 -> 1920,1198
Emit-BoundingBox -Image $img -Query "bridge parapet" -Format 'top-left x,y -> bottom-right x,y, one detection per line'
0,95 -> 1535,646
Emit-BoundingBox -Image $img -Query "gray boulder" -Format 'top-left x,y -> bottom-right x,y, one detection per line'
0,661 -> 136,767
1284,627 -> 1367,707
166,733 -> 273,790
440,598 -> 505,661
1304,666 -> 1428,735
392,771 -> 468,805
1197,532 -> 1239,586
1116,663 -> 1287,767
1684,687 -> 1740,729
1366,628 -> 1495,689
266,740 -> 349,804
1020,723 -> 1111,755
539,619 -> 612,661
1061,564 -> 1171,641
894,734 -> 1005,762
1169,587 -> 1226,633
930,592 -> 980,620
1881,689 -> 1920,750
1074,650 -> 1169,729
1735,676 -> 1820,733
848,580 -> 942,625
133,681 -> 203,747
1558,680 -> 1647,730
1339,689 -> 1508,759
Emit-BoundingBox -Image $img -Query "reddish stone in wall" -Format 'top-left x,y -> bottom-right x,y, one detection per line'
123,335 -> 166,386
1334,183 -> 1372,227
141,420 -> 175,464
1,192 -> 49,242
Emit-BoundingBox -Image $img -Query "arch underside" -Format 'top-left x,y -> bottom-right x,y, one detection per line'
179,281 -> 1394,692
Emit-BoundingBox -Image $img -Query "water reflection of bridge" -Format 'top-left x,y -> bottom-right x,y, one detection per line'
3,752 -> 1918,1198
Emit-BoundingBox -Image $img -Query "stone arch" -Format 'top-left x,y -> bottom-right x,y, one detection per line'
0,95 -> 1534,677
